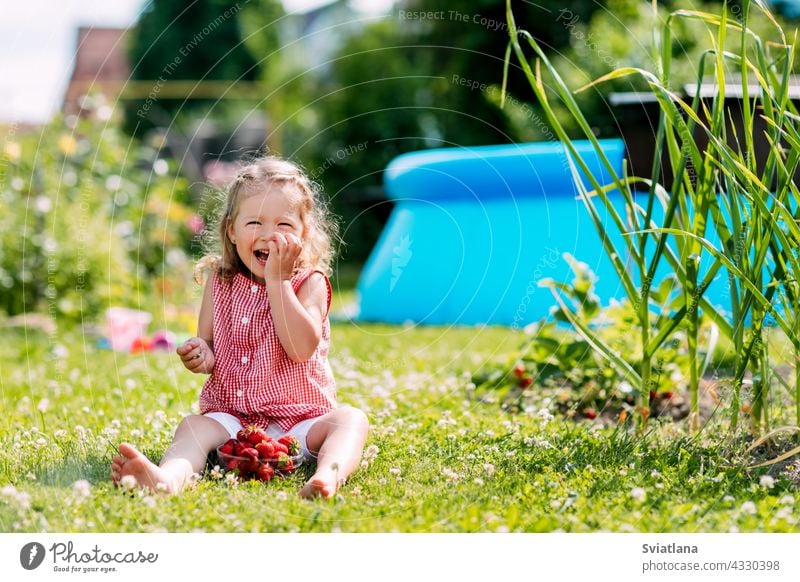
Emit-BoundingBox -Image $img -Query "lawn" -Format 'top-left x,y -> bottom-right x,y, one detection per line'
0,297 -> 797,533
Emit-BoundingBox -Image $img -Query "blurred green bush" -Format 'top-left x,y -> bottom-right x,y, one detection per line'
0,100 -> 196,323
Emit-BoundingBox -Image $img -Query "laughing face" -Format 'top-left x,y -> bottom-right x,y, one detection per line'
227,186 -> 304,282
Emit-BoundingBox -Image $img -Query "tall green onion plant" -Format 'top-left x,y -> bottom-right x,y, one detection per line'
504,0 -> 800,436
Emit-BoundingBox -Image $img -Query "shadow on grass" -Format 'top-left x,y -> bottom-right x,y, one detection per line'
33,453 -> 118,487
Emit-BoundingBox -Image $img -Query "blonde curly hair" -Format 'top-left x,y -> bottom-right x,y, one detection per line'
195,156 -> 338,284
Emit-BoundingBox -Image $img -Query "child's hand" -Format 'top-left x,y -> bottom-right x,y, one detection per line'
266,232 -> 303,282
176,337 -> 214,374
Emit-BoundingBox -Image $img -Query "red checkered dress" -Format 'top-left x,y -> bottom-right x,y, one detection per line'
199,268 -> 336,431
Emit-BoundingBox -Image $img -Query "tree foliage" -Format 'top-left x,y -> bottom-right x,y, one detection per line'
124,0 -> 261,135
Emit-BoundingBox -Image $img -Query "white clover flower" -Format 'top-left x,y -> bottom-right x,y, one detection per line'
779,495 -> 794,505
142,496 -> 156,508
775,507 -> 792,521
225,472 -> 239,487
362,445 -> 380,462
441,468 -> 460,482
631,487 -> 647,502
389,467 -> 401,476
37,398 -> 49,413
35,196 -> 52,213
740,501 -> 757,515
72,480 -> 91,499
120,475 -> 137,491
209,465 -> 223,480
15,492 -> 30,510
759,475 -> 775,489
483,463 -> 496,477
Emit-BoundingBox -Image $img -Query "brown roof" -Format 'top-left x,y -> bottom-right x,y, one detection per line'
63,27 -> 130,114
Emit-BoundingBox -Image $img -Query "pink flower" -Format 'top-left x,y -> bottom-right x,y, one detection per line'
186,214 -> 204,235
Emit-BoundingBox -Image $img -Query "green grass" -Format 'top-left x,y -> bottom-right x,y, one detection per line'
0,311 -> 797,532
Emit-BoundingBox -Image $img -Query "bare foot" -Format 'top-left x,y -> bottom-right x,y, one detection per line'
299,463 -> 342,499
114,443 -> 179,494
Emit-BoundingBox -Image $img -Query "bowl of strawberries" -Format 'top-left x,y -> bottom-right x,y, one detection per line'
216,425 -> 303,482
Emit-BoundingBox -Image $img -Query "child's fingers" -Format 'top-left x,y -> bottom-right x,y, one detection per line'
273,233 -> 287,253
286,233 -> 302,248
176,339 -> 196,355
186,349 -> 202,363
186,358 -> 203,372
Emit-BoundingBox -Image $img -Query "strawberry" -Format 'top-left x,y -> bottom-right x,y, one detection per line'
255,441 -> 276,459
256,463 -> 275,482
226,459 -> 239,471
275,453 -> 294,472
274,442 -> 289,456
237,425 -> 269,446
278,435 -> 301,456
219,439 -> 236,456
239,447 -> 260,474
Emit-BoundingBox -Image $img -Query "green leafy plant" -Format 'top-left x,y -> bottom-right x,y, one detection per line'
471,254 -> 713,423
0,100 -> 195,323
503,0 -> 800,437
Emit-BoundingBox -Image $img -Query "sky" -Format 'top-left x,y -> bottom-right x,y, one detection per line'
0,0 -> 394,123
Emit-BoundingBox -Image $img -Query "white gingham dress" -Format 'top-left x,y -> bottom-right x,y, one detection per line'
199,268 -> 336,431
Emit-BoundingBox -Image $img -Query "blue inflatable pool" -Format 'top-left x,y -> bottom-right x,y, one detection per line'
354,140 -> 729,326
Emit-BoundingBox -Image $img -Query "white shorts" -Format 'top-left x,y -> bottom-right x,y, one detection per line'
204,412 -> 320,460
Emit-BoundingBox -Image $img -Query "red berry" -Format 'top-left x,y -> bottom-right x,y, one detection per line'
219,443 -> 234,456
513,364 -> 526,378
238,425 -> 269,446
274,443 -> 289,456
278,435 -> 301,456
255,441 -> 276,459
583,408 -> 597,420
256,464 -> 275,482
519,376 -> 533,388
275,453 -> 294,472
662,391 -> 674,399
239,448 -> 260,475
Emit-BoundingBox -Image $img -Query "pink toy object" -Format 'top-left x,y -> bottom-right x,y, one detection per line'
105,308 -> 152,352
151,329 -> 177,351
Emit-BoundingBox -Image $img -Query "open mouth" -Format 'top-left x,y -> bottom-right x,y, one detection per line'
254,249 -> 269,264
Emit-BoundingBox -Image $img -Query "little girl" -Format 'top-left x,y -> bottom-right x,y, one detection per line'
111,156 -> 369,498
